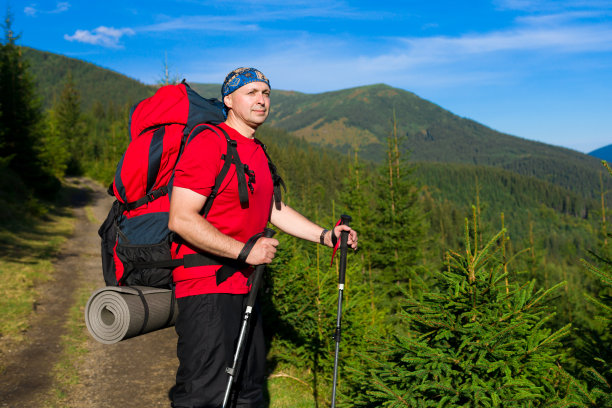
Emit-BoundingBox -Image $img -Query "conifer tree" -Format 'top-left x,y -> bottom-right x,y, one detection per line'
347,215 -> 594,407
158,51 -> 181,85
0,10 -> 56,194
339,150 -> 381,317
55,72 -> 86,174
575,161 -> 612,405
264,226 -> 384,406
370,112 -> 428,304
38,109 -> 70,179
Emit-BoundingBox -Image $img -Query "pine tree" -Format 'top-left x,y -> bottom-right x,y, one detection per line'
0,9 -> 56,194
339,150 -> 381,319
158,51 -> 181,85
38,109 -> 70,179
55,71 -> 86,174
264,227 -> 385,406
370,112 -> 429,304
575,161 -> 612,406
348,215 -> 594,407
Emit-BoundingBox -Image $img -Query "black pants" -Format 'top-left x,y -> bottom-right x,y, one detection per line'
171,293 -> 266,408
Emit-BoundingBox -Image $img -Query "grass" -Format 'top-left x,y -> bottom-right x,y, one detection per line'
267,364 -> 319,408
0,208 -> 74,356
48,276 -> 97,407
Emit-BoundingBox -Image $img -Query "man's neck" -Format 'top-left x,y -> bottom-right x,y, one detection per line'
224,117 -> 257,139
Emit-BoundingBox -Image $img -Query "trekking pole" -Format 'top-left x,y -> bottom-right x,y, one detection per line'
222,227 -> 276,408
331,214 -> 352,408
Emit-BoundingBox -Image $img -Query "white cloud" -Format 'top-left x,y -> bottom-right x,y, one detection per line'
495,0 -> 612,12
64,26 -> 135,48
139,16 -> 259,33
181,6 -> 612,92
24,2 -> 70,17
399,24 -> 612,60
137,1 -> 391,34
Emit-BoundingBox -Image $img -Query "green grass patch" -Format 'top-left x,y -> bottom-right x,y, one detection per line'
267,365 -> 317,408
48,279 -> 97,408
84,205 -> 97,224
0,204 -> 74,374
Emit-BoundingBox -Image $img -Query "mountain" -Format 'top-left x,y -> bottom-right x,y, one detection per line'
21,47 -> 154,111
589,144 -> 612,162
192,82 -> 610,200
20,47 -> 610,201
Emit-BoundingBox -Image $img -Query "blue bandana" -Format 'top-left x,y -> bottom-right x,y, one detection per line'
221,67 -> 270,100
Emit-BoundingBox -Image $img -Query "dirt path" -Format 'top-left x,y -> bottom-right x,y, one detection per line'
0,178 -> 178,408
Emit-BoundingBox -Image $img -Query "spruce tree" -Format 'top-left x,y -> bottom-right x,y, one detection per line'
340,150 -> 382,321
575,161 -> 612,406
0,10 -> 56,194
370,112 -> 428,304
348,215 -> 594,407
38,108 -> 70,179
55,72 -> 86,174
264,227 -> 385,406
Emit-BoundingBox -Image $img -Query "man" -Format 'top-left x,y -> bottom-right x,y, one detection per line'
168,67 -> 358,407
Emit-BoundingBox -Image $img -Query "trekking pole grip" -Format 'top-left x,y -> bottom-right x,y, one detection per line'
338,215 -> 352,285
246,228 -> 276,307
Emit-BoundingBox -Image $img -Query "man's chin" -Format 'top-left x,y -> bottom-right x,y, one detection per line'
251,114 -> 269,124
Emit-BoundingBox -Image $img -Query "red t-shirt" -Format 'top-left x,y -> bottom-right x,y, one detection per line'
171,123 -> 274,298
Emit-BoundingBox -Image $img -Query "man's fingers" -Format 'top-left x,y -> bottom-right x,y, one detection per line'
246,237 -> 279,265
333,225 -> 358,250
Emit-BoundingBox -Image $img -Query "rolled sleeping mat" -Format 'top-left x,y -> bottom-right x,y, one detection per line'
85,286 -> 178,344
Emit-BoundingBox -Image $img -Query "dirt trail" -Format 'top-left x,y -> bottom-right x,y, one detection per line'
0,177 -> 178,408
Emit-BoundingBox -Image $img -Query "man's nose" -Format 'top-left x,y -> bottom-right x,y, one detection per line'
256,92 -> 266,105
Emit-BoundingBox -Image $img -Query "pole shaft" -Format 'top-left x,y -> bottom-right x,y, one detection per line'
331,215 -> 351,408
222,228 -> 275,408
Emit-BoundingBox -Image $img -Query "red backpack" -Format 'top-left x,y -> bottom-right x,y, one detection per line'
98,81 -> 283,288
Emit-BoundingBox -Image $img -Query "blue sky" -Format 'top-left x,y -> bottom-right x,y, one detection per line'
7,0 -> 612,153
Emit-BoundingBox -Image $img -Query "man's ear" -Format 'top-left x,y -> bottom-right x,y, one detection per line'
223,94 -> 232,109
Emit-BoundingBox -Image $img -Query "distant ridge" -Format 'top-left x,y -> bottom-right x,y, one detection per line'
21,46 -> 154,110
221,82 -> 608,199
589,144 -> 612,162
19,47 -> 610,200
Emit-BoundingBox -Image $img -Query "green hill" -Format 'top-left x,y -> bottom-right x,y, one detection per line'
20,47 -> 609,205
191,82 -> 609,200
21,47 -> 154,110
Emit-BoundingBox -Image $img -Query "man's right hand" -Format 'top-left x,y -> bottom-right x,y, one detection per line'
245,237 -> 279,265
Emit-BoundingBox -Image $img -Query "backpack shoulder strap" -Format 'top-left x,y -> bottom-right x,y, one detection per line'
254,138 -> 286,209
187,123 -> 249,217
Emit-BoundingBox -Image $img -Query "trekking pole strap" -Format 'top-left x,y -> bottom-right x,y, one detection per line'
237,232 -> 263,264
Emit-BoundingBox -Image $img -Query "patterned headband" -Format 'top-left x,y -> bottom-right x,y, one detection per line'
221,67 -> 270,99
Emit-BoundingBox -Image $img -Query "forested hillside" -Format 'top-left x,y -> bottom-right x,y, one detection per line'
4,41 -> 610,406
193,83 -> 610,201
21,47 -> 153,111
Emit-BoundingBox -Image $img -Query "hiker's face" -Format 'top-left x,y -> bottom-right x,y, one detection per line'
224,82 -> 271,128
